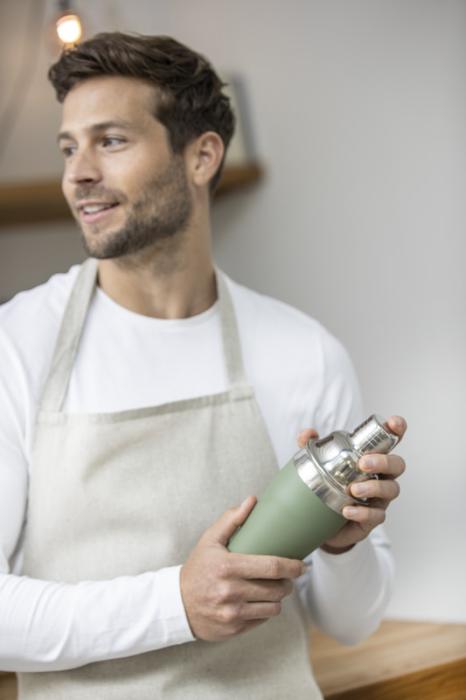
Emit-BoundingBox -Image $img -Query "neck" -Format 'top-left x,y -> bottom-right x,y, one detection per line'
97,215 -> 216,319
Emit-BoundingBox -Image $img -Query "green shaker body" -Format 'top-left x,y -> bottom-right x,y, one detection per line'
228,460 -> 346,559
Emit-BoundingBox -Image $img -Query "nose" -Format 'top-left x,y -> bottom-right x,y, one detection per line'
65,148 -> 102,185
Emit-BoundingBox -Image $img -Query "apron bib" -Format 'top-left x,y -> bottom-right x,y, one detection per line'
18,259 -> 322,699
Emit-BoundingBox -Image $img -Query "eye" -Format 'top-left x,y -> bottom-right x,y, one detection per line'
60,144 -> 76,158
102,136 -> 126,148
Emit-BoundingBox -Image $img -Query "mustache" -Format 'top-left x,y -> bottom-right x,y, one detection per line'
73,186 -> 127,203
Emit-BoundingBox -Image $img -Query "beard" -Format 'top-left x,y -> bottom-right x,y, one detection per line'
77,155 -> 193,260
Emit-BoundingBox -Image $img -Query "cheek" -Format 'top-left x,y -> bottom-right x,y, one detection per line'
110,157 -> 155,198
61,177 -> 74,206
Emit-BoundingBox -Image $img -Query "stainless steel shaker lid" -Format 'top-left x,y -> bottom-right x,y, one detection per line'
305,414 -> 399,496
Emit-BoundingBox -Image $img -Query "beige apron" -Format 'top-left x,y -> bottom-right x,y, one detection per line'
18,258 -> 322,699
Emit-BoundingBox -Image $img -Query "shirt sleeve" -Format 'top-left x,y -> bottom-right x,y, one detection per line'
0,566 -> 195,672
297,328 -> 394,643
313,329 -> 366,436
295,526 -> 394,645
0,328 -> 195,672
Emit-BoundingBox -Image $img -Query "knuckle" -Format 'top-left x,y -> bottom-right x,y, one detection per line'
214,581 -> 234,605
380,455 -> 389,470
217,607 -> 230,625
360,507 -> 372,523
220,604 -> 241,625
375,508 -> 386,524
268,557 -> 280,578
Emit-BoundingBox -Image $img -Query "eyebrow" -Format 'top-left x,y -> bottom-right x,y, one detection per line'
57,120 -> 135,143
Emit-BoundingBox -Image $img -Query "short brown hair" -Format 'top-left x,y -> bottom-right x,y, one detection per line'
48,32 -> 235,192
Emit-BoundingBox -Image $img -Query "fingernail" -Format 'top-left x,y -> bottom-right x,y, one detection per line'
344,507 -> 358,518
361,457 -> 376,471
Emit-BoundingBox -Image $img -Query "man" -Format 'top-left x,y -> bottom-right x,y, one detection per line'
0,33 -> 406,699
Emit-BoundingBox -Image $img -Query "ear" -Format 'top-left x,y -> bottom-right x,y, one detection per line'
186,131 -> 225,189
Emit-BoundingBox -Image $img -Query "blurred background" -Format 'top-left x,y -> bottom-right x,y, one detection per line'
0,0 -> 465,627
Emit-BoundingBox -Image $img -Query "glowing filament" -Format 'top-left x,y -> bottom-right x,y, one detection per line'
56,14 -> 82,45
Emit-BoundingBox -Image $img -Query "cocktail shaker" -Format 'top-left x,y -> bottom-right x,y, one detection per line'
228,414 -> 399,559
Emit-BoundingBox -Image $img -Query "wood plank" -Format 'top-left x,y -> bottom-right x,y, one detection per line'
325,657 -> 466,700
0,671 -> 16,700
0,164 -> 264,228
310,619 -> 466,696
215,163 -> 263,197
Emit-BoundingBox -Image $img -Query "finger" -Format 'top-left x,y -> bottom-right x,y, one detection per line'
386,415 -> 407,440
297,428 -> 319,448
223,553 -> 305,580
241,601 -> 283,621
350,478 -> 400,502
242,578 -> 294,602
359,453 -> 406,478
342,504 -> 386,526
207,496 -> 257,546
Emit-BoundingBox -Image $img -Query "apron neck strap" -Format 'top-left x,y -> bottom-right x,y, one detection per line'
41,259 -> 248,412
215,267 -> 248,388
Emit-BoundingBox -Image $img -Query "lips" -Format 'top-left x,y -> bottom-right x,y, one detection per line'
82,203 -> 115,214
76,200 -> 120,224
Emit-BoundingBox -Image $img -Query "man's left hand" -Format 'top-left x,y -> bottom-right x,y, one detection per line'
297,415 -> 407,555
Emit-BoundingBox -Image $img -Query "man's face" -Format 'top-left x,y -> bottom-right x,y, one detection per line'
59,75 -> 192,259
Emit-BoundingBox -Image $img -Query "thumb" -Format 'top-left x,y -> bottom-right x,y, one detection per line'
297,428 -> 319,449
205,496 -> 257,547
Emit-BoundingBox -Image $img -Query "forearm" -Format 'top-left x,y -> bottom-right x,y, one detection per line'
0,566 -> 194,672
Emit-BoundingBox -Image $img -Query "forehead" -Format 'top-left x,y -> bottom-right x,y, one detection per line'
60,75 -> 160,133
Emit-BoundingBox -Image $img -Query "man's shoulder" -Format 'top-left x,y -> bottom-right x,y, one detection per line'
225,274 -> 364,435
225,273 -> 347,363
0,264 -> 81,357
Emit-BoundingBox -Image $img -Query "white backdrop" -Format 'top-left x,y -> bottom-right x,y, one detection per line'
1,0 -> 465,623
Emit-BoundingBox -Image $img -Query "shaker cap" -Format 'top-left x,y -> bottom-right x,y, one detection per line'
300,413 -> 400,513
350,414 -> 399,455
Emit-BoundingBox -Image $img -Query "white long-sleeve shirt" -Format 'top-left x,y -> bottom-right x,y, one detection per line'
0,265 -> 394,672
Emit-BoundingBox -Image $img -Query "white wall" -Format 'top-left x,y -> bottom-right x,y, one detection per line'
1,0 -> 465,623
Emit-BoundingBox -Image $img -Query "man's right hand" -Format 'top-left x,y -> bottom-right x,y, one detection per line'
180,496 -> 305,642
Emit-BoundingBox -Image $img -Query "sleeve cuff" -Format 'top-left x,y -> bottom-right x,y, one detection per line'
153,565 -> 196,645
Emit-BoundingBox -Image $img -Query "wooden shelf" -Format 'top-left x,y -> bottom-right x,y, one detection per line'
310,619 -> 466,699
0,672 -> 16,700
0,163 -> 263,229
215,162 -> 263,197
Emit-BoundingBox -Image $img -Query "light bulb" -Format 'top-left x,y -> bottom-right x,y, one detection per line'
56,13 -> 82,45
